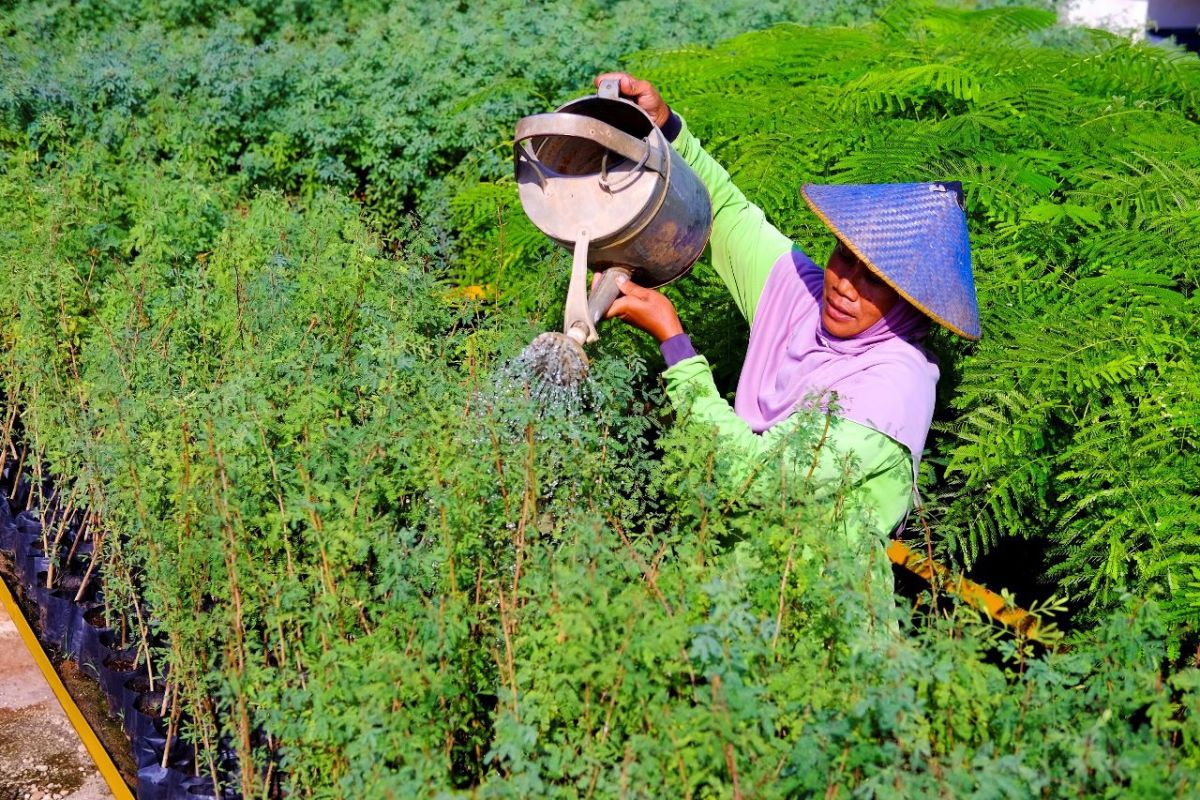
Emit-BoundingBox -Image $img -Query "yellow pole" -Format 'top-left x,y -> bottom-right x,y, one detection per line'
887,539 -> 1042,638
0,575 -> 135,799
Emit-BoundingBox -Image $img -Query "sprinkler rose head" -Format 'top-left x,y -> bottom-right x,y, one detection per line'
521,331 -> 590,389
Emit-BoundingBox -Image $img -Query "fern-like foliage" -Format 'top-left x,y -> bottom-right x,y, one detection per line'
529,2 -> 1200,633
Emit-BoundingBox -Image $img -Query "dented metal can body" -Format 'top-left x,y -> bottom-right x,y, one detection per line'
514,82 -> 712,289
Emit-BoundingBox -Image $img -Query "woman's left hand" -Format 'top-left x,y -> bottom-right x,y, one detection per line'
601,273 -> 684,343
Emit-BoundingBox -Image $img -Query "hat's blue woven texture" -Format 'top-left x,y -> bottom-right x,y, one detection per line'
802,182 -> 980,340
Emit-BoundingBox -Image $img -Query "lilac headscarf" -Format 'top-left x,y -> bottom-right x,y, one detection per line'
735,249 -> 940,463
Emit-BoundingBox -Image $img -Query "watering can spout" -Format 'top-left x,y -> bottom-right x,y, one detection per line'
561,222 -> 632,344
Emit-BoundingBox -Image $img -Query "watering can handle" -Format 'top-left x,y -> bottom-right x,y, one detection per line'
588,267 -> 631,326
598,78 -> 620,99
514,113 -> 668,178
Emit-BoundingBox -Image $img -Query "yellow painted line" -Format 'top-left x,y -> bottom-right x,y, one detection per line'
0,574 -> 135,799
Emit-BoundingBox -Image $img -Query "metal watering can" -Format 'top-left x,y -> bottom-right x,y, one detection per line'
514,79 -> 712,347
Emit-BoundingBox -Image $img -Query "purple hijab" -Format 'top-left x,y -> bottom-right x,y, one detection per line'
736,249 -> 940,463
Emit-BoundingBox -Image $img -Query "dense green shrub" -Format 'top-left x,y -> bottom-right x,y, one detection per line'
4,176 -> 1198,795
1,0 -> 1199,796
0,0 -> 887,224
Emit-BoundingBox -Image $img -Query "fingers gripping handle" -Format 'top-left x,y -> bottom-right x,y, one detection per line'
588,267 -> 631,326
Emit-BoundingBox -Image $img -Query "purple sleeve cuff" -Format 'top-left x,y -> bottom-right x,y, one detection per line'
661,111 -> 682,143
659,333 -> 697,366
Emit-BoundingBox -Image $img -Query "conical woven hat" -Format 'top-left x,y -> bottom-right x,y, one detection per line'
801,182 -> 980,340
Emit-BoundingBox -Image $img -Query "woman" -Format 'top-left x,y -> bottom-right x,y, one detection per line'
595,73 -> 980,571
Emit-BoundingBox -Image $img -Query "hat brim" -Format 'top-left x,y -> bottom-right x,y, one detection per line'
801,185 -> 980,341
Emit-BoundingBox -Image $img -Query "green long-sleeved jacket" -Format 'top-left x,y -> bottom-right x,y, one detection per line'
663,116 -> 915,555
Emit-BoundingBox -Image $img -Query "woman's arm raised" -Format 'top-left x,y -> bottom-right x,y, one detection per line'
595,73 -> 793,324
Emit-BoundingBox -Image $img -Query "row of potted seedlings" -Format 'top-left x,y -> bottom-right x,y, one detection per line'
0,456 -> 240,799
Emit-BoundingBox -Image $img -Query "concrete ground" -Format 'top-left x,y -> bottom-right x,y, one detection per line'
0,593 -> 112,800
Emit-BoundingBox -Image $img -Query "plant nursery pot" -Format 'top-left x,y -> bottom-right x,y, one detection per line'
97,628 -> 128,659
39,586 -> 78,651
135,763 -> 192,800
135,689 -> 167,732
101,645 -> 139,716
55,590 -> 91,659
123,679 -> 165,739
11,534 -> 31,567
13,523 -> 40,570
79,604 -> 112,674
0,521 -> 16,554
167,751 -> 199,777
0,497 -> 14,553
33,567 -> 56,604
151,715 -> 196,765
123,698 -> 155,740
22,556 -> 48,598
132,730 -> 167,770
14,508 -> 40,537
184,775 -> 238,800
184,777 -> 219,799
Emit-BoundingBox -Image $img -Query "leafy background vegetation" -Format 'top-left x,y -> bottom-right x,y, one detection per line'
0,0 -> 1198,796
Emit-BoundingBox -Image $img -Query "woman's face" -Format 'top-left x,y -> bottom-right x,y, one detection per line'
822,240 -> 899,338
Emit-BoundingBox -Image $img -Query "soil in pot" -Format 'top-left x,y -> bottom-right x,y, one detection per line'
71,535 -> 95,557
127,673 -> 152,695
84,604 -> 108,629
56,569 -> 98,603
136,689 -> 166,717
64,552 -> 92,577
106,651 -> 137,671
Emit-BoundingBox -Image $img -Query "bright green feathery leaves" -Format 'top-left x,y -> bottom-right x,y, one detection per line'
614,4 -> 1200,630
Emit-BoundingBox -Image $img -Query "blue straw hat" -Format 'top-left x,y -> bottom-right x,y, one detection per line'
801,182 -> 980,340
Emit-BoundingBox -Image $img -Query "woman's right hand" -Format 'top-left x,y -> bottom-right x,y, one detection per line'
594,72 -> 670,128
597,272 -> 684,344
